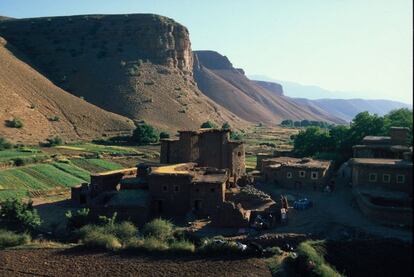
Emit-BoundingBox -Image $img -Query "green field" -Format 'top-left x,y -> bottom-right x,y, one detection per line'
58,143 -> 143,155
70,158 -> 124,173
0,148 -> 48,165
0,158 -> 124,201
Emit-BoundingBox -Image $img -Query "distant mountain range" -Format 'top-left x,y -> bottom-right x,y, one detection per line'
250,75 -> 412,122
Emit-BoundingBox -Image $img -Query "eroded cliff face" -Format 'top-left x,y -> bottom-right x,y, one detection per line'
0,14 -> 193,74
0,14 -> 245,132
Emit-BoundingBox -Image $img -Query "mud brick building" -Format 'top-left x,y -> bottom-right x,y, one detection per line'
349,157 -> 413,195
353,127 -> 410,159
160,129 -> 245,181
261,157 -> 333,190
148,163 -> 228,216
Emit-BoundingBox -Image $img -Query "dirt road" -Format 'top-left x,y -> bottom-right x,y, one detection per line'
0,249 -> 271,277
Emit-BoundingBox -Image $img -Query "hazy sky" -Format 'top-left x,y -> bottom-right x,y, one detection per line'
1,0 -> 412,103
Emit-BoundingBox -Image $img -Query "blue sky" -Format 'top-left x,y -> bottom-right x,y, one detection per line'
0,0 -> 412,103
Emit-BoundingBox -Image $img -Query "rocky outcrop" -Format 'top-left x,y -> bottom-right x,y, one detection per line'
253,80 -> 284,96
0,15 -> 245,132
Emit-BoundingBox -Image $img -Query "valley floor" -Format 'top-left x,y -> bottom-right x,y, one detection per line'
0,249 -> 271,277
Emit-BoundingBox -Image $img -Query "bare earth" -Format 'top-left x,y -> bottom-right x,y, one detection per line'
0,249 -> 271,277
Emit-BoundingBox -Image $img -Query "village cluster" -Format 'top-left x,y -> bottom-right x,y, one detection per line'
71,127 -> 413,229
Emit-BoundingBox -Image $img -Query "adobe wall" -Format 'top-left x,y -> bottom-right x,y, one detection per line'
352,165 -> 412,194
228,142 -> 246,178
354,190 -> 412,226
189,182 -> 226,215
198,131 -> 228,169
263,166 -> 331,190
148,174 -> 193,215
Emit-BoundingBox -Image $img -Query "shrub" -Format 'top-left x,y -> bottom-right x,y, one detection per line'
0,198 -> 41,232
0,229 -> 31,249
169,240 -> 195,253
65,208 -> 91,230
0,137 -> 13,150
49,116 -> 60,122
82,229 -> 121,250
159,132 -> 170,139
200,121 -> 217,129
141,218 -> 174,241
131,123 -> 159,145
43,136 -> 63,147
5,118 -> 23,128
198,238 -> 241,255
230,131 -> 244,141
104,221 -> 137,243
141,237 -> 169,252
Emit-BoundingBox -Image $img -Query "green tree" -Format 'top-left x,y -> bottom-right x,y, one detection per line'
293,127 -> 331,156
281,119 -> 293,127
384,108 -> 413,144
131,124 -> 159,145
0,198 -> 41,232
159,132 -> 170,139
222,122 -> 231,130
200,121 -> 217,129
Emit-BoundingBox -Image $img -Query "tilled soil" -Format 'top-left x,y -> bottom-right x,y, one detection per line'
0,249 -> 271,277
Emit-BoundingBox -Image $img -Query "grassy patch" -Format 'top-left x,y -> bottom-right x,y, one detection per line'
297,240 -> 344,277
64,143 -> 142,155
0,148 -> 47,165
0,229 -> 31,249
141,218 -> 174,241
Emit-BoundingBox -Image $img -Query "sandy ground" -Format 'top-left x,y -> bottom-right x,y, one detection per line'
0,249 -> 271,277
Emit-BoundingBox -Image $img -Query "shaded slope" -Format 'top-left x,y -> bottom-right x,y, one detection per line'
0,14 -> 245,132
0,37 -> 135,144
193,51 -> 345,124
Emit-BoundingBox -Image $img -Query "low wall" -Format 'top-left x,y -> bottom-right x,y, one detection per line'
353,190 -> 412,226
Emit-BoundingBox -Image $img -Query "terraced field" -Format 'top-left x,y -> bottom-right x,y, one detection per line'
0,148 -> 48,166
0,159 -> 124,201
70,158 -> 124,173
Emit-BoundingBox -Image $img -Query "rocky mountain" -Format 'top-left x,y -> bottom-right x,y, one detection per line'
0,14 -> 245,133
0,36 -> 135,144
193,51 -> 345,124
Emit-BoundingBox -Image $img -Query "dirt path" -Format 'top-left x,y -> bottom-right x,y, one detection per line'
0,249 -> 271,277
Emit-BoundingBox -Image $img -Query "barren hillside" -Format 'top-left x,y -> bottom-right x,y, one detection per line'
193,51 -> 345,124
0,14 -> 245,132
0,37 -> 135,144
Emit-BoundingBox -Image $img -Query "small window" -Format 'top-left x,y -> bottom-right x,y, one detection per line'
299,171 -> 306,178
237,152 -> 242,157
287,172 -> 292,179
174,185 -> 179,192
210,188 -> 215,193
163,185 -> 168,191
382,174 -> 391,183
396,175 -> 405,184
311,171 -> 318,180
369,173 -> 377,182
195,188 -> 200,193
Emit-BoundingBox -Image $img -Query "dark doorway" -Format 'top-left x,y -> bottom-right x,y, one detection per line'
80,195 -> 86,205
194,200 -> 202,211
156,200 -> 163,213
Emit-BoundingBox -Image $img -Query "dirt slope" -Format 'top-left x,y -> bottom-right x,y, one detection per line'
193,51 -> 345,124
0,15 -> 245,132
0,37 -> 135,144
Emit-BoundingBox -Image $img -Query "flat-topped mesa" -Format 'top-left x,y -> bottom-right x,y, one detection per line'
0,14 -> 193,74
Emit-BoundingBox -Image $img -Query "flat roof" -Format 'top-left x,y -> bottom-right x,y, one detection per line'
263,157 -> 331,169
350,158 -> 413,167
91,167 -> 137,177
150,163 -> 195,175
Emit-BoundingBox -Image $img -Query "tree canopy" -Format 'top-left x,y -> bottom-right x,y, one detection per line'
131,123 -> 159,145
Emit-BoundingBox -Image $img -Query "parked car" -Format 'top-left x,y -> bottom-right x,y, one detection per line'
293,198 -> 312,210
